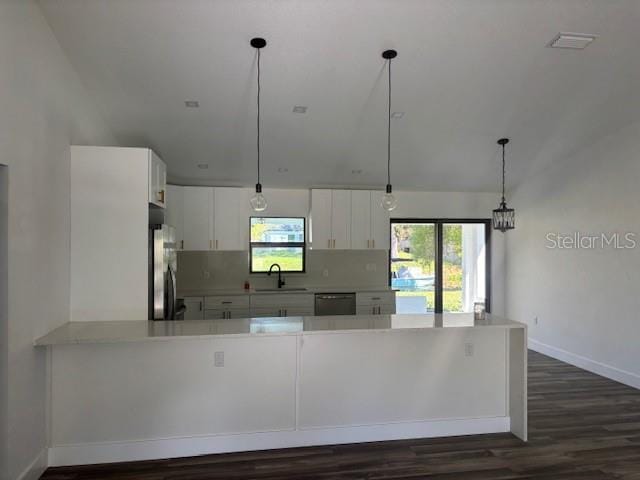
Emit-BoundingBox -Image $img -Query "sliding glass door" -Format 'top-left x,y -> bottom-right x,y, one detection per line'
390,220 -> 490,314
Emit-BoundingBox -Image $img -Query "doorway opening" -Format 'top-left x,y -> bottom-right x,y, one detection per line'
390,219 -> 491,314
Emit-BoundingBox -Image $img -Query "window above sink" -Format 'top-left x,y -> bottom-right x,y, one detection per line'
250,217 -> 306,273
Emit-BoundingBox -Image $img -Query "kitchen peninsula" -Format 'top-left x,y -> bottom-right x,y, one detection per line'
37,313 -> 527,467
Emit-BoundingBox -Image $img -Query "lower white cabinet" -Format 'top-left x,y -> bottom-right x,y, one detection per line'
251,294 -> 314,318
356,291 -> 396,315
183,297 -> 205,320
205,308 -> 251,320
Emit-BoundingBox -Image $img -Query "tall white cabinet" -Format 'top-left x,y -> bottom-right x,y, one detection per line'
70,146 -> 166,322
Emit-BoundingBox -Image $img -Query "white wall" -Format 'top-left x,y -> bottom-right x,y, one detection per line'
506,121 -> 640,388
0,1 -> 115,478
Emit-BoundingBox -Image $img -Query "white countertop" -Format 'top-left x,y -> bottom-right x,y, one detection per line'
35,313 -> 525,346
178,285 -> 397,297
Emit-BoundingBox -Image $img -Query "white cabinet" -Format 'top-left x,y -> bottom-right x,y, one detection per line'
331,190 -> 351,249
311,189 -> 351,249
165,185 -> 184,250
182,187 -> 212,251
71,146 -> 171,321
350,190 -> 390,250
204,308 -> 251,320
213,187 -> 248,250
204,295 -> 250,319
172,186 -> 248,251
370,191 -> 390,250
350,190 -> 371,249
355,291 -> 396,315
183,297 -> 204,320
148,150 -> 167,208
250,294 -> 314,317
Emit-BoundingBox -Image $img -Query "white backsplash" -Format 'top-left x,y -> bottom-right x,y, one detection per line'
177,250 -> 389,291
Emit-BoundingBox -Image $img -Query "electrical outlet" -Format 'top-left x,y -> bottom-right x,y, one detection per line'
214,351 -> 224,367
322,269 -> 329,277
464,343 -> 474,357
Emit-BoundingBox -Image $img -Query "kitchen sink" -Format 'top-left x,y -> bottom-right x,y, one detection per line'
255,287 -> 308,292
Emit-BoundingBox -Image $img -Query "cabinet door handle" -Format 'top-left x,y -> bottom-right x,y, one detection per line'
328,239 -> 331,248
180,240 -> 184,250
199,301 -> 203,311
367,239 -> 370,248
332,239 -> 336,248
215,239 -> 219,250
372,239 -> 375,248
222,301 -> 232,305
209,240 -> 212,249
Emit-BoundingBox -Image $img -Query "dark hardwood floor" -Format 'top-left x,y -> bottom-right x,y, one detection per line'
41,351 -> 640,479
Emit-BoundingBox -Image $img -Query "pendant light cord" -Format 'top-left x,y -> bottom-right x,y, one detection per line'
501,143 -> 506,204
387,57 -> 392,187
256,47 -> 261,186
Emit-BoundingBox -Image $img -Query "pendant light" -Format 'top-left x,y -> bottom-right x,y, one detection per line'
249,37 -> 268,212
381,49 -> 398,211
492,138 -> 515,232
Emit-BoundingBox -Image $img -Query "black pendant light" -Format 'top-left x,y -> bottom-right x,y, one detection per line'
249,37 -> 267,212
492,138 -> 515,232
381,49 -> 398,212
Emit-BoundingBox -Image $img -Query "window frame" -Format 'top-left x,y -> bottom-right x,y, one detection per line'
249,216 -> 307,274
389,218 -> 492,313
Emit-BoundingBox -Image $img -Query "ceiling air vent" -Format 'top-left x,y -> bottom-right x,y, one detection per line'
548,33 -> 597,49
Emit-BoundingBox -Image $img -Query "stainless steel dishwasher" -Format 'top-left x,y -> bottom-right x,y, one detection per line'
314,293 -> 356,316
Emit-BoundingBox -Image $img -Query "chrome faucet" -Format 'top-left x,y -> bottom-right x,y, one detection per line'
268,263 -> 285,288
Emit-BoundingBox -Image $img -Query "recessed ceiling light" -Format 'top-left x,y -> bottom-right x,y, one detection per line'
292,106 -> 308,114
277,167 -> 288,173
197,164 -> 209,169
391,112 -> 405,119
351,169 -> 363,174
548,33 -> 597,49
185,100 -> 200,108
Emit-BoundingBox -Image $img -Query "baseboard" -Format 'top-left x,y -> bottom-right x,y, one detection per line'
16,448 -> 47,480
48,416 -> 510,467
529,338 -> 640,390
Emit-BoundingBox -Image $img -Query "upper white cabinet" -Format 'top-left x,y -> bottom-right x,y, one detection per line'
213,187 -> 248,250
168,186 -> 248,251
351,190 -> 390,250
313,189 -> 389,251
148,150 -> 167,208
311,189 -> 351,249
182,186 -> 212,251
370,191 -> 390,250
350,190 -> 371,249
165,185 -> 184,250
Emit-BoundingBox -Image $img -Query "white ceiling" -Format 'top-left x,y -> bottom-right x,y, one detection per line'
38,0 -> 640,192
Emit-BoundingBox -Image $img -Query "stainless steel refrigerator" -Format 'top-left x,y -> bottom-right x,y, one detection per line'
149,225 -> 184,320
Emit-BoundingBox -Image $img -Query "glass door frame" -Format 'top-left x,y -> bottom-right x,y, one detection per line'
389,218 -> 492,313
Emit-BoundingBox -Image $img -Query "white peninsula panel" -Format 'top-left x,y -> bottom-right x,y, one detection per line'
51,335 -> 297,445
298,328 -> 507,428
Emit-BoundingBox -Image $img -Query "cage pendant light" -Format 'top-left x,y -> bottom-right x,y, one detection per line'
249,37 -> 268,212
381,49 -> 398,212
492,138 -> 515,232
